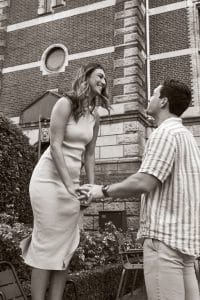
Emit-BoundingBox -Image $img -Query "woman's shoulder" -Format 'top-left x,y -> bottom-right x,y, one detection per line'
92,107 -> 100,119
54,96 -> 73,112
57,95 -> 72,106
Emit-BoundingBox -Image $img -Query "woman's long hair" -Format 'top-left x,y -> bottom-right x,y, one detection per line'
66,62 -> 110,121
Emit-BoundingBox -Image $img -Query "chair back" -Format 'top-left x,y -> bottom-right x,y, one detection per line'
114,231 -> 143,266
0,261 -> 27,300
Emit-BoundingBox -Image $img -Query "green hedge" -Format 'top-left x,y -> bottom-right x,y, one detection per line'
0,113 -> 37,224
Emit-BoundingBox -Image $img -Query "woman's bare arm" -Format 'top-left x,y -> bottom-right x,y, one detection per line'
50,97 -> 77,197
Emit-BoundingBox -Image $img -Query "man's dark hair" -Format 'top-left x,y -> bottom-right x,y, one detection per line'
159,79 -> 191,116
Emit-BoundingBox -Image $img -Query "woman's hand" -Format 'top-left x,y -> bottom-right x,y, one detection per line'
67,185 -> 79,198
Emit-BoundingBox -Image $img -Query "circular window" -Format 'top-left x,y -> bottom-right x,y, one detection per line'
45,47 -> 65,71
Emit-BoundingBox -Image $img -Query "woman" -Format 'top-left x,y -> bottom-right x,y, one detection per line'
20,62 -> 110,300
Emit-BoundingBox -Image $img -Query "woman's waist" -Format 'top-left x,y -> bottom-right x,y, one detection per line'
33,156 -> 82,179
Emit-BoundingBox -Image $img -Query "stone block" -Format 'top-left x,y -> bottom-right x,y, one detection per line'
127,216 -> 140,231
95,147 -> 100,159
0,40 -> 5,46
101,123 -> 124,136
124,102 -> 145,113
124,144 -> 140,157
124,46 -> 139,57
100,145 -> 124,159
0,1 -> 9,8
124,16 -> 138,27
192,125 -> 200,137
125,201 -> 140,215
96,135 -> 117,146
103,201 -> 125,211
115,24 -> 139,36
114,56 -> 143,69
125,0 -> 140,9
93,216 -> 99,231
124,83 -> 145,98
115,8 -> 139,20
85,202 -> 104,215
124,33 -> 145,49
124,66 -> 145,81
117,160 -> 141,173
113,93 -> 140,103
0,14 -> 7,21
83,216 -> 94,230
100,162 -> 118,172
117,133 -> 139,144
114,75 -> 143,86
124,121 -> 139,133
124,0 -> 145,17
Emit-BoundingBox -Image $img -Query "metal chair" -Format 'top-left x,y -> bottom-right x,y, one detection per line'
0,261 -> 27,300
63,279 -> 78,300
195,257 -> 200,290
114,232 -> 143,300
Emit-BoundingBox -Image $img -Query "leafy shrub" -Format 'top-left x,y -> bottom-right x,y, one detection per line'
0,113 -> 37,223
0,218 -> 143,298
65,263 -> 123,300
69,222 -> 120,272
0,213 -> 32,280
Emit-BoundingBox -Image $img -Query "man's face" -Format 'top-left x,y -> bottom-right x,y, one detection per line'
147,85 -> 163,117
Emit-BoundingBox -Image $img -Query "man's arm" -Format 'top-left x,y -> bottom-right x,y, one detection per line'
78,172 -> 160,200
107,172 -> 160,198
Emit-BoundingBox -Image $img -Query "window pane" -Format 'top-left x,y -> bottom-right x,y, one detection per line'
45,47 -> 65,71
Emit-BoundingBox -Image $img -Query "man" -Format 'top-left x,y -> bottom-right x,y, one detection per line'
79,79 -> 200,300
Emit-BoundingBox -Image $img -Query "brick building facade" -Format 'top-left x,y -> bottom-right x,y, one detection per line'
0,0 -> 199,231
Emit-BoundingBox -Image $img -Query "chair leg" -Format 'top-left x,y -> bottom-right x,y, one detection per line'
116,268 -> 126,300
131,269 -> 138,296
64,280 -> 78,300
120,269 -> 128,298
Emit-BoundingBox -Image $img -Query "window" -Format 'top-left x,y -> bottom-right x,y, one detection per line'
40,44 -> 68,75
38,0 -> 65,15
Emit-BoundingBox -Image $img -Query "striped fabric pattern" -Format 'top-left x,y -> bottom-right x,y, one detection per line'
137,117 -> 200,256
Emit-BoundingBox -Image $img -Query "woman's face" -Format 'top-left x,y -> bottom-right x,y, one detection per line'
88,68 -> 106,96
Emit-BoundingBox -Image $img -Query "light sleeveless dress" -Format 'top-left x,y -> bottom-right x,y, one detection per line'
20,109 -> 96,270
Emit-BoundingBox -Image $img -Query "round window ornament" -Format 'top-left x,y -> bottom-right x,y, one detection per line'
41,44 -> 68,75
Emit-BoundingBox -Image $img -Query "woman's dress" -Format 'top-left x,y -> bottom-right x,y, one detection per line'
20,110 -> 95,270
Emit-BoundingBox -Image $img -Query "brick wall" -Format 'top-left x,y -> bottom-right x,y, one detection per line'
150,9 -> 190,54
150,55 -> 192,93
1,54 -> 114,117
8,0 -> 38,25
5,7 -> 114,67
149,0 -> 185,9
8,0 -> 101,25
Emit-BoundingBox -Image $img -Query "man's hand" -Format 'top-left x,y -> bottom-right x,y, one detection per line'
77,184 -> 104,201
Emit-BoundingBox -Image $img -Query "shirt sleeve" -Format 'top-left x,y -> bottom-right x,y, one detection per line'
138,128 -> 176,183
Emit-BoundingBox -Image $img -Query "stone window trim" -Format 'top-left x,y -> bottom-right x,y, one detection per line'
38,0 -> 66,15
40,44 -> 68,75
191,1 -> 200,107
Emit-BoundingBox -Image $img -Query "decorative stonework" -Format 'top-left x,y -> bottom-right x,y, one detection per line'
114,0 -> 146,110
187,1 -> 200,108
0,0 -> 9,74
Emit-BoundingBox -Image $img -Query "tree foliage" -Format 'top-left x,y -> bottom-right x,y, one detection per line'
0,113 -> 37,223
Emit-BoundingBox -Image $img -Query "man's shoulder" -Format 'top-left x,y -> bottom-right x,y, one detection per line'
151,124 -> 174,138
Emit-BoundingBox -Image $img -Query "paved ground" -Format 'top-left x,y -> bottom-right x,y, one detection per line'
122,285 -> 147,300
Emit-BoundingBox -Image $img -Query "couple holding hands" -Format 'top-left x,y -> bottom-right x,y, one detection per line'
21,62 -> 200,300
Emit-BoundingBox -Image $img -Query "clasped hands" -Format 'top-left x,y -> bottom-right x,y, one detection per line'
76,184 -> 110,206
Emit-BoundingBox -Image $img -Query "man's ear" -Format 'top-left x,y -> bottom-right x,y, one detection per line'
160,97 -> 168,108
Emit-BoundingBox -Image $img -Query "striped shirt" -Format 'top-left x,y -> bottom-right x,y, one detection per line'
137,117 -> 200,256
